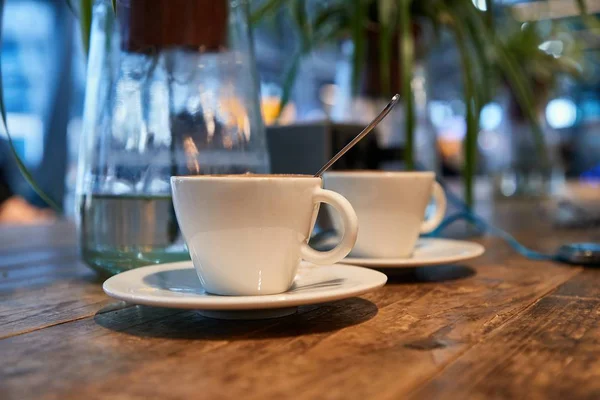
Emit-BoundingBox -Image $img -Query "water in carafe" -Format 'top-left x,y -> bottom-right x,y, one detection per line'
77,0 -> 269,275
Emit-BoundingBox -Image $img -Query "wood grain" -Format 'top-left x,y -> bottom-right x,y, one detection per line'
0,241 -> 108,339
552,269 -> 600,300
1,185 -> 599,400
0,261 -> 578,400
409,288 -> 600,400
0,271 -> 110,339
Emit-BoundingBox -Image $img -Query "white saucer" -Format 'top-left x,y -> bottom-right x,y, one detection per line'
103,261 -> 387,319
341,238 -> 485,268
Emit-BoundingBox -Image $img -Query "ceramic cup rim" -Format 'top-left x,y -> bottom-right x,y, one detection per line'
323,170 -> 434,179
171,174 -> 319,183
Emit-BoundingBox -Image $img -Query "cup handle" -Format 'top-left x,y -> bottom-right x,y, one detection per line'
420,182 -> 447,234
301,188 -> 358,265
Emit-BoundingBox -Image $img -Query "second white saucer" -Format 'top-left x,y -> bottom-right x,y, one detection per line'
341,238 -> 484,268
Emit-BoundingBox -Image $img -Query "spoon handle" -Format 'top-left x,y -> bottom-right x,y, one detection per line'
314,94 -> 400,177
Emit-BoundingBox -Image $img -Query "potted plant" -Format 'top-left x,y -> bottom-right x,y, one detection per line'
251,0 -> 593,208
0,0 -> 595,211
493,18 -> 584,197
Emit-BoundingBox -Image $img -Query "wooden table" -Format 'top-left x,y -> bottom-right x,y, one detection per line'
2,185 -> 600,400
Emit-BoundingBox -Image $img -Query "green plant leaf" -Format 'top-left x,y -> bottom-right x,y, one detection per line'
274,0 -> 310,120
377,0 -> 395,97
463,13 -> 492,109
258,1 -> 346,121
350,0 -> 368,95
445,9 -> 479,209
464,3 -> 548,169
496,45 -> 547,164
0,1 -> 60,212
276,50 -> 302,121
495,45 -> 548,165
275,3 -> 348,114
250,0 -> 288,25
111,0 -> 117,14
65,0 -> 78,16
399,0 -> 414,170
79,0 -> 93,58
291,0 -> 311,53
0,12 -> 61,212
312,5 -> 348,43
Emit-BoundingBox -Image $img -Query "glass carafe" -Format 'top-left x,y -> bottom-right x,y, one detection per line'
77,0 -> 270,276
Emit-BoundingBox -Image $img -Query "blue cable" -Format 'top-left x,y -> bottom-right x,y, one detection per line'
420,168 -> 559,262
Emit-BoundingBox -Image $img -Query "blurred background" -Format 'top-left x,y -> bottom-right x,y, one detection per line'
0,0 -> 599,224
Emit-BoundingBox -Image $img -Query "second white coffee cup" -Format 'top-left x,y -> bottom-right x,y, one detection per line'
323,171 -> 446,259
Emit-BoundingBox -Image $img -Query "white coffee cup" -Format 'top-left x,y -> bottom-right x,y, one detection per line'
171,175 -> 359,296
323,171 -> 446,259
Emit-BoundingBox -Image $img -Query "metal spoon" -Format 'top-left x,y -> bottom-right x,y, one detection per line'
314,94 -> 400,177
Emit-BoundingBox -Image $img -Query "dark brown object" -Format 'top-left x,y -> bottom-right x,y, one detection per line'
362,24 -> 424,98
1,182 -> 600,399
118,0 -> 229,52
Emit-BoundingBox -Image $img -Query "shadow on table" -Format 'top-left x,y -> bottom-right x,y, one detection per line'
380,264 -> 476,284
94,296 -> 378,341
